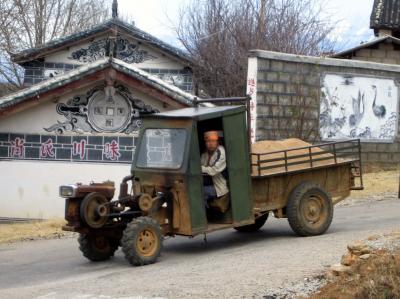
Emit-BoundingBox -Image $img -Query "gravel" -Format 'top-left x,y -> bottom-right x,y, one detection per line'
262,228 -> 400,299
263,275 -> 327,299
364,231 -> 400,252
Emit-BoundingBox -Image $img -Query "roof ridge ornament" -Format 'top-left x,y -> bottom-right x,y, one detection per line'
112,0 -> 118,18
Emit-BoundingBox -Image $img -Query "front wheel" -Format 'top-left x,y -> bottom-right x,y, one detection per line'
78,234 -> 118,262
234,213 -> 269,233
286,182 -> 333,237
121,217 -> 163,266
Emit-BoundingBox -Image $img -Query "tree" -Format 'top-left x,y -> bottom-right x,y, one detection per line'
0,0 -> 111,93
175,0 -> 335,97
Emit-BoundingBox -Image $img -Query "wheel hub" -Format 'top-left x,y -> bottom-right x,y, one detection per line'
302,195 -> 324,223
136,229 -> 158,257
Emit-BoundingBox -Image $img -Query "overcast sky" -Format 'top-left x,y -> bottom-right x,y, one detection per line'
119,0 -> 376,52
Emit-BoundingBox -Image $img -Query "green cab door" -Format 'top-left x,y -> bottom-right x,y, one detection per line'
223,112 -> 254,226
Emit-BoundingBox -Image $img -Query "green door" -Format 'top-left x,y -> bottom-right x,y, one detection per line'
188,124 -> 208,234
223,112 -> 253,225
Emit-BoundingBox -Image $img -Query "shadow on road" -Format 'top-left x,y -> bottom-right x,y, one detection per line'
163,224 -> 296,254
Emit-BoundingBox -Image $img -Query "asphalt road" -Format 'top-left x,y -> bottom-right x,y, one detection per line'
0,198 -> 399,299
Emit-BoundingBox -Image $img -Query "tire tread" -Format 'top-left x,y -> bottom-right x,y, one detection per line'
121,217 -> 163,266
286,182 -> 333,237
78,234 -> 117,262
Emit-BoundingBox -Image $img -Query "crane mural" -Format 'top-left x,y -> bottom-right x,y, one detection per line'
320,74 -> 398,141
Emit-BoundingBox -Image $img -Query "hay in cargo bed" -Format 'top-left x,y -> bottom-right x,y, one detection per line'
251,138 -> 349,176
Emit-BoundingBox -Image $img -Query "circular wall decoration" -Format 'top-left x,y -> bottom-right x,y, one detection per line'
87,90 -> 132,133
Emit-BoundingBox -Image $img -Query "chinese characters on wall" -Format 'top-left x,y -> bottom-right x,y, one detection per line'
0,133 -> 135,164
246,57 -> 258,143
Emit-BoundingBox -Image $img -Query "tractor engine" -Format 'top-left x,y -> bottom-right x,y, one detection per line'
60,175 -> 167,232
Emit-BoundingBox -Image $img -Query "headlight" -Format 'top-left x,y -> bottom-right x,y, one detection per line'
59,185 -> 77,198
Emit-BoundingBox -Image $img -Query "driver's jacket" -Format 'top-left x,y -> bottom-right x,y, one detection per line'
201,145 -> 229,197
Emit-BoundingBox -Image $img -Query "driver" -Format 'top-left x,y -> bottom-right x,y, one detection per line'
201,131 -> 229,207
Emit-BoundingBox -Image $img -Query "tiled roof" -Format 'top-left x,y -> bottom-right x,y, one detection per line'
370,0 -> 400,32
11,18 -> 191,65
0,58 -> 196,111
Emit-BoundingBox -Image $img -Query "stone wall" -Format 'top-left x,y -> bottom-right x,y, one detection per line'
249,50 -> 400,165
22,61 -> 79,85
352,43 -> 400,65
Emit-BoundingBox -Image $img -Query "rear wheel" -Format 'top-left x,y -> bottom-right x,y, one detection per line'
234,213 -> 269,232
78,234 -> 118,262
286,182 -> 333,236
121,217 -> 163,266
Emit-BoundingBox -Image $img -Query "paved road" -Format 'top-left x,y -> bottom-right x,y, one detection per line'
0,199 -> 399,299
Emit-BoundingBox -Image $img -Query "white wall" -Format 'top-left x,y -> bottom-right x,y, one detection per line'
0,160 -> 131,218
0,82 -> 171,219
0,84 -> 166,134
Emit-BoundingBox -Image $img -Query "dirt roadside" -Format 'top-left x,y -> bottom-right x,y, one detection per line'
309,231 -> 400,299
263,230 -> 400,299
346,170 -> 398,202
0,218 -> 74,244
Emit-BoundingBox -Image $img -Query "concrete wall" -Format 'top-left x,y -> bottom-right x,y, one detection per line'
248,50 -> 400,165
1,161 -> 131,218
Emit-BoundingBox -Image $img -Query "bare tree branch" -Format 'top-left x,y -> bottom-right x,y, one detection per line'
175,0 -> 336,98
0,0 -> 111,91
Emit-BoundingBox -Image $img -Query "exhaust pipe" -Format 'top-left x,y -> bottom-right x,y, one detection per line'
119,174 -> 134,200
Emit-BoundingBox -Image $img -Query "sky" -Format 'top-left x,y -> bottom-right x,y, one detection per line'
118,0 -> 377,52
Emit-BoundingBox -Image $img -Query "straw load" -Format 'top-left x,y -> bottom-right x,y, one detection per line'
251,138 -> 340,176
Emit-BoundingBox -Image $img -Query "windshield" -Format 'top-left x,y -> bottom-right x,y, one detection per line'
136,129 -> 187,169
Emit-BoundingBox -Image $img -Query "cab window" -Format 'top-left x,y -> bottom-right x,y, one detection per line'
136,129 -> 186,169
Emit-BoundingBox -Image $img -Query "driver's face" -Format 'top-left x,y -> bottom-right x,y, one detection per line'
205,139 -> 218,152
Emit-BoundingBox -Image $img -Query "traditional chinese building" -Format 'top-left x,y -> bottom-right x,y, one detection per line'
0,1 -> 196,218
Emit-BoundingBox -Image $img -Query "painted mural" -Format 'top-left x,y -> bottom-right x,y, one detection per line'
69,35 -> 157,64
320,74 -> 399,141
44,84 -> 158,135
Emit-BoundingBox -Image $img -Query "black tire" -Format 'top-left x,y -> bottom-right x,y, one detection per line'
286,182 -> 333,237
78,234 -> 118,262
234,213 -> 269,233
121,217 -> 163,266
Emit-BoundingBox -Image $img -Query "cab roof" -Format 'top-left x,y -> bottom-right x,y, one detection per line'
147,106 -> 246,121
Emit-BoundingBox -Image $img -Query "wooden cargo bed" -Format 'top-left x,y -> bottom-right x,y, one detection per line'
250,138 -> 362,184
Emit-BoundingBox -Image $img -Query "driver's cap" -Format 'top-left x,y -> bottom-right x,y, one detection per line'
204,131 -> 219,141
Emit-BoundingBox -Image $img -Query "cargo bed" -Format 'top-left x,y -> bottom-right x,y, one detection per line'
250,139 -> 363,191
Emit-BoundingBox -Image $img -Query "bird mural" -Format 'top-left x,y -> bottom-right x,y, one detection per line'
321,74 -> 397,141
349,90 -> 365,127
371,85 -> 386,118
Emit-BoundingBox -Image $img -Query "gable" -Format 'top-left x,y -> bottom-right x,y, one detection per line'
0,83 -> 167,135
12,19 -> 191,65
0,58 -> 195,165
0,58 -> 194,118
43,34 -> 186,70
17,19 -> 194,92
